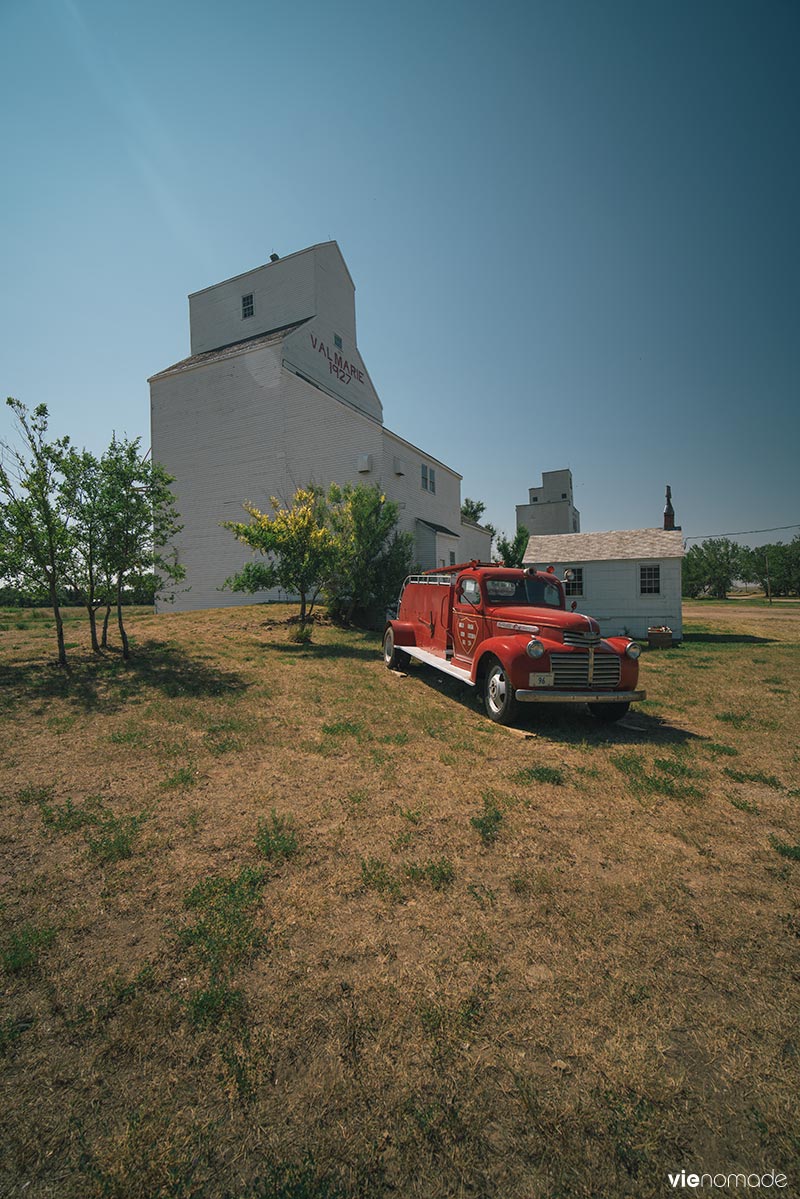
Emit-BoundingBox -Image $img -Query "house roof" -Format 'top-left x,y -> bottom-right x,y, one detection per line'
417,519 -> 462,539
523,528 -> 685,563
148,320 -> 309,381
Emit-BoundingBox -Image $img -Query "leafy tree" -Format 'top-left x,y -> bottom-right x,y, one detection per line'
325,483 -> 413,626
461,497 -> 486,523
681,538 -> 743,599
99,436 -> 184,659
223,486 -> 336,625
461,496 -> 496,541
0,399 -> 72,665
59,448 -> 112,653
495,526 -> 529,568
739,538 -> 800,598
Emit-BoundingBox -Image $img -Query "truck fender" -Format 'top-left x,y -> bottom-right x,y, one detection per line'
384,620 -> 417,648
471,637 -> 528,684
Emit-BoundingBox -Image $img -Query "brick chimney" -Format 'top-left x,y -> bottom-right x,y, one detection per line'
663,485 -> 675,531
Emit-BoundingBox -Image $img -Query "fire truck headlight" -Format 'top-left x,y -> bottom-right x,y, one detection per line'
526,639 -> 545,659
625,642 -> 641,660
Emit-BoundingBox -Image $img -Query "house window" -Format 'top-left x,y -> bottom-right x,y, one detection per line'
421,464 -> 436,493
640,565 -> 661,594
421,464 -> 428,490
334,334 -> 343,349
449,551 -> 456,566
564,568 -> 583,596
429,467 -> 436,493
242,293 -> 254,319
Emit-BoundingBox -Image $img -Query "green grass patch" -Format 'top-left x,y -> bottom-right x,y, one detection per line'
360,856 -> 403,900
179,866 -> 268,979
724,768 -> 784,790
715,711 -> 751,729
705,741 -> 739,758
1,924 -> 55,974
187,981 -> 245,1029
514,764 -> 565,786
109,726 -> 147,745
321,719 -> 363,738
769,837 -> 800,862
0,1014 -> 36,1056
470,793 -> 504,846
610,752 -> 703,802
730,797 -> 760,814
161,765 -> 198,790
40,794 -> 104,833
17,784 -> 56,805
86,812 -> 147,864
405,856 -> 455,890
255,811 -> 298,863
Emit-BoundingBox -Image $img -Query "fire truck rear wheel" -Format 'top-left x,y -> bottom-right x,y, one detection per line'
588,701 -> 630,722
483,658 -> 519,725
383,627 -> 410,670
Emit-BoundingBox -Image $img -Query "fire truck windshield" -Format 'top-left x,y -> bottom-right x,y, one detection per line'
484,576 -> 563,609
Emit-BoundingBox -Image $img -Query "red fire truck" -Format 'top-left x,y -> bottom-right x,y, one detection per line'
382,562 -> 644,726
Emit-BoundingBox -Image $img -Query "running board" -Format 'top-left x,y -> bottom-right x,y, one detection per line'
404,646 -> 475,686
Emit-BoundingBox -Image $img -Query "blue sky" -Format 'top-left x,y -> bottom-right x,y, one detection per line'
1,0 -> 797,548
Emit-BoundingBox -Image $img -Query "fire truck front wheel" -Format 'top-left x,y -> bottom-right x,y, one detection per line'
383,627 -> 410,670
483,657 -> 520,726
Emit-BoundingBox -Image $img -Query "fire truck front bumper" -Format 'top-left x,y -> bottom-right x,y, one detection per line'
514,689 -> 646,704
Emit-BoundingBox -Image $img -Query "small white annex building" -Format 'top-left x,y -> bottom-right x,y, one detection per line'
523,527 -> 685,641
149,242 -> 491,612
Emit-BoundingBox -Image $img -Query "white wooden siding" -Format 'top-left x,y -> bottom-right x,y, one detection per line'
541,557 -> 683,639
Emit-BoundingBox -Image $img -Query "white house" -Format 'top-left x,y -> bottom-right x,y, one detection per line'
522,527 -> 685,641
149,242 -> 491,612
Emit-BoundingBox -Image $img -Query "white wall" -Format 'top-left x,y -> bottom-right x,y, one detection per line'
189,252 -> 317,356
459,521 -> 493,564
380,429 -> 462,559
151,345 -> 384,612
544,557 -> 683,640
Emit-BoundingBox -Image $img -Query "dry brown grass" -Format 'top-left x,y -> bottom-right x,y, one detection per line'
1,600 -> 798,1198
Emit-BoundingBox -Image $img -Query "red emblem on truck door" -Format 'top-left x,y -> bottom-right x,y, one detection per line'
456,616 -> 479,656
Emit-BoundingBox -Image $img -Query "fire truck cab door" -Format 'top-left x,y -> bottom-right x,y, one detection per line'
452,577 -> 485,665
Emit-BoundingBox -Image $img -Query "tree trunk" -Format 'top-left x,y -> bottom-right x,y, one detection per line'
101,605 -> 111,648
116,577 -> 130,660
86,605 -> 101,654
48,576 -> 67,668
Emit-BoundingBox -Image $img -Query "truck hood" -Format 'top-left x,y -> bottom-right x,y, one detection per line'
487,607 -> 601,637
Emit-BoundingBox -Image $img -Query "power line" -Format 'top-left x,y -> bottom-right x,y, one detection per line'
684,523 -> 800,542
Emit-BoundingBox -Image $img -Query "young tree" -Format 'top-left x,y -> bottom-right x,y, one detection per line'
59,448 -> 112,653
495,526 -> 529,568
99,436 -> 184,659
223,486 -> 336,625
0,399 -> 72,666
325,483 -> 413,626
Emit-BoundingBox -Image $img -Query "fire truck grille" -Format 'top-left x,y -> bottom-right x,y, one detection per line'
549,652 -> 621,690
562,630 -> 601,648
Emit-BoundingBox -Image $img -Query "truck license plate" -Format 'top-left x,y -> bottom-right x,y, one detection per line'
530,672 -> 554,687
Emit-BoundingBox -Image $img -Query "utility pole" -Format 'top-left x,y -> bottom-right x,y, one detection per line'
765,550 -> 772,605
